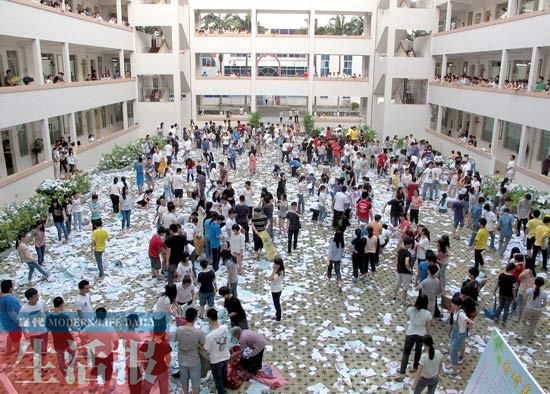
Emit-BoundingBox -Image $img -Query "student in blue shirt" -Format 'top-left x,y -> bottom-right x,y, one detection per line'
468,197 -> 485,247
0,280 -> 22,354
208,215 -> 223,271
498,208 -> 515,258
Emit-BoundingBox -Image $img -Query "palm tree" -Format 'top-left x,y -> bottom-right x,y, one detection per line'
347,16 -> 364,36
201,13 -> 222,30
328,15 -> 347,35
228,14 -> 251,32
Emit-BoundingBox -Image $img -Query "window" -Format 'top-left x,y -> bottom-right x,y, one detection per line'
201,55 -> 216,67
481,117 -> 494,142
101,107 -> 107,128
7,50 -> 19,76
503,122 -> 522,152
48,116 -> 63,144
17,124 -> 29,156
127,101 -> 134,120
115,103 -> 123,123
343,55 -> 352,76
75,112 -> 83,136
538,129 -> 550,161
320,55 -> 329,77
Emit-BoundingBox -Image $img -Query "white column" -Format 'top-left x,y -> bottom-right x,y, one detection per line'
172,24 -> 181,105
307,9 -> 315,114
436,106 -> 443,132
122,101 -> 129,129
491,119 -> 500,155
68,112 -> 77,143
538,0 -> 545,11
527,46 -> 540,92
61,0 -> 65,11
250,8 -> 257,113
119,49 -> 125,78
32,39 -> 44,84
517,125 -> 529,166
41,119 -> 52,162
445,1 -> 453,31
498,49 -> 509,88
507,0 -> 517,16
441,54 -> 448,76
116,0 -> 123,25
62,42 -> 71,82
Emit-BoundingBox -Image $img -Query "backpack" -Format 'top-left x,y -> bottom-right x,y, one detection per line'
357,199 -> 370,219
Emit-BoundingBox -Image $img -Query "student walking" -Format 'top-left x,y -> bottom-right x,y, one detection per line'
32,221 -> 46,266
520,277 -> 547,342
120,185 -> 133,230
364,226 -> 379,274
473,217 -> 488,269
493,263 -> 517,327
91,220 -> 110,278
285,202 -> 301,254
399,295 -> 432,377
411,335 -> 442,394
270,257 -> 284,322
327,231 -> 345,291
351,228 -> 367,282
16,233 -> 49,285
109,177 -> 122,213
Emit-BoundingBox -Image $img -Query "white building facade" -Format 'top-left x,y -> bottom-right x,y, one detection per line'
0,0 -> 548,200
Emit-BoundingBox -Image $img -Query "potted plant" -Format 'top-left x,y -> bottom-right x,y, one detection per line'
351,102 -> 359,111
31,138 -> 44,165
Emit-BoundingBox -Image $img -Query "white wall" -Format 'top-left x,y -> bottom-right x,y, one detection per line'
0,79 -> 137,129
432,12 -> 550,55
428,84 -> 550,131
0,1 -> 134,51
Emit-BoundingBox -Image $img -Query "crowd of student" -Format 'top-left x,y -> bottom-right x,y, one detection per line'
434,73 -> 550,93
3,119 -> 549,393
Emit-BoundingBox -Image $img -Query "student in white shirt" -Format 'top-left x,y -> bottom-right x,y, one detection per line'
229,224 -> 245,272
18,288 -> 48,353
176,276 -> 195,306
204,309 -> 230,393
75,279 -> 93,324
411,335 -> 443,394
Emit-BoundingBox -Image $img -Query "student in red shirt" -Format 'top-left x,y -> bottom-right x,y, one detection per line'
149,227 -> 166,280
356,192 -> 373,226
405,177 -> 419,215
377,149 -> 388,176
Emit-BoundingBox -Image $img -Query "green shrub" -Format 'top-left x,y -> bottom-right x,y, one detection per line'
249,111 -> 262,128
0,173 -> 92,251
359,125 -> 377,143
303,113 -> 315,134
98,136 -> 165,171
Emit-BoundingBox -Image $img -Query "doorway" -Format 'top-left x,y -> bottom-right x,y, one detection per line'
1,130 -> 15,176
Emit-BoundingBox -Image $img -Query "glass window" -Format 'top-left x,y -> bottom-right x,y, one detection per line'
537,129 -> 550,161
127,101 -> 134,120
201,55 -> 216,67
48,117 -> 62,144
75,112 -> 83,137
503,122 -> 522,152
481,117 -> 494,142
17,124 -> 29,156
101,107 -> 107,128
343,55 -> 352,76
115,103 -> 123,122
320,55 -> 330,76
70,55 -> 77,81
6,50 -> 19,76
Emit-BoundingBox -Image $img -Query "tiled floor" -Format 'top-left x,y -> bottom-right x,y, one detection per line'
0,138 -> 548,393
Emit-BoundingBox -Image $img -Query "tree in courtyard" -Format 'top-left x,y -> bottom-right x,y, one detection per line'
249,112 -> 262,129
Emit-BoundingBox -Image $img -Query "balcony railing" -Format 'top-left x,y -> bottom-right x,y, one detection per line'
429,81 -> 550,99
9,0 -> 133,31
0,77 -> 136,93
435,8 -> 550,36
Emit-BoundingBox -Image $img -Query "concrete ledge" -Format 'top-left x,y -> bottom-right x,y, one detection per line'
0,78 -> 136,94
9,0 -> 134,31
433,9 -> 550,37
425,128 -> 493,159
429,81 -> 550,99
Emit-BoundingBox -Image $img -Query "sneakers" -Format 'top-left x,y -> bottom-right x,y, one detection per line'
444,366 -> 458,375
457,356 -> 464,365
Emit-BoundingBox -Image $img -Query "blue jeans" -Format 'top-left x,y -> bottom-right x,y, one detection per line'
495,296 -> 513,324
499,234 -> 513,256
297,194 -> 305,214
468,226 -> 479,247
210,360 -> 228,394
489,231 -> 496,250
121,210 -> 131,229
35,245 -> 45,265
72,212 -> 82,231
450,330 -> 467,366
163,186 -> 173,201
432,180 -> 440,199
54,221 -> 69,241
318,205 -> 327,223
94,251 -> 104,277
421,182 -> 434,200
27,261 -> 48,282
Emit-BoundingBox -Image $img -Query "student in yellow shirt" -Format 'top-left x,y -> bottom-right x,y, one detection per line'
532,216 -> 550,271
473,217 -> 488,269
91,220 -> 110,278
525,210 -> 542,256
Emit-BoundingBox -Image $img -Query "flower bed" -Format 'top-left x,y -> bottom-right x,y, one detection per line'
97,136 -> 166,171
0,173 -> 91,251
